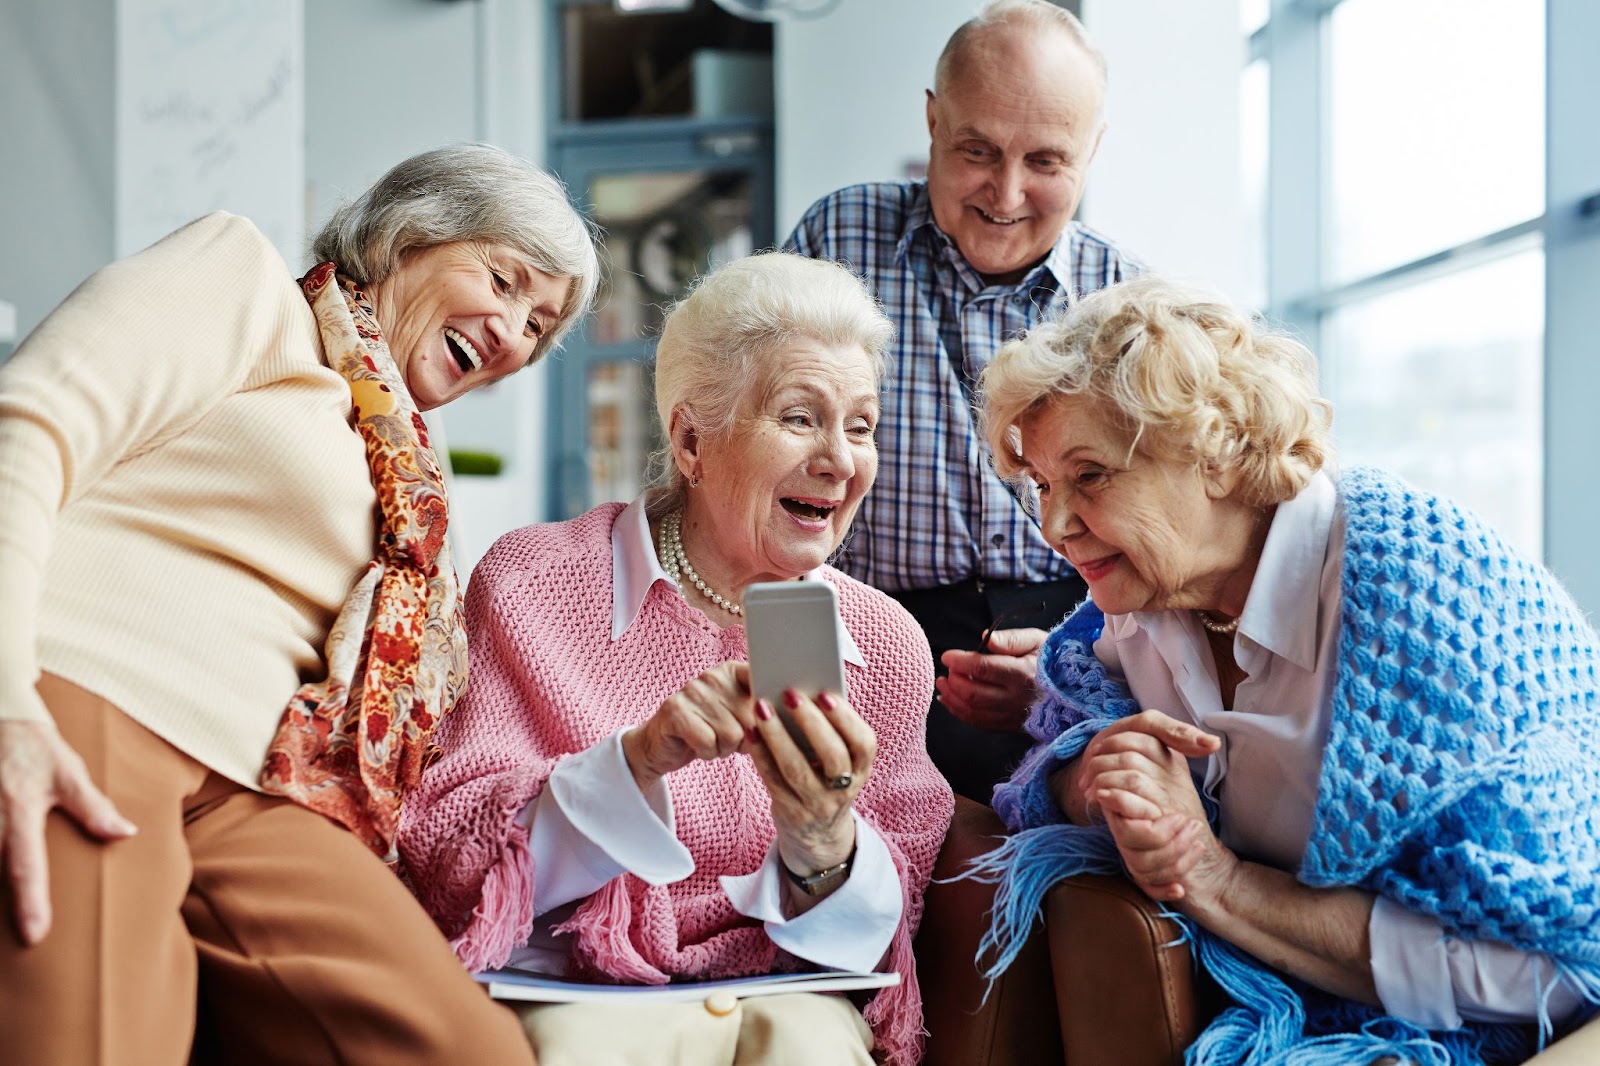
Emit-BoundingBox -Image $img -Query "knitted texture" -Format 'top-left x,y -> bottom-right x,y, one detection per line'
398,503 -> 953,1066
975,467 -> 1600,1064
0,211 -> 378,784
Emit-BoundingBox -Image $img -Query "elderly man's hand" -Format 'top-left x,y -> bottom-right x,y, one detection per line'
936,627 -> 1048,732
0,718 -> 137,945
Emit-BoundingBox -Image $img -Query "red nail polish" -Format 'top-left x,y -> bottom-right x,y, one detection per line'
817,692 -> 837,712
782,689 -> 801,710
756,699 -> 774,721
745,725 -> 758,743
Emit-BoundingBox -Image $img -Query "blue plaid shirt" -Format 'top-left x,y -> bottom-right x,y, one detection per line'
785,181 -> 1141,593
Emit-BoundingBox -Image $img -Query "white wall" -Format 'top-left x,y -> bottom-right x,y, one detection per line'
776,0 -> 1246,299
1,0 -> 549,574
1079,0 -> 1247,299
0,1 -> 129,337
0,1 -> 304,341
115,1 -> 304,263
303,0 -> 544,242
774,0 -> 974,235
304,0 -> 479,243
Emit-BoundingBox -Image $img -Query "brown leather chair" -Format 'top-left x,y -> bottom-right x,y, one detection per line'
1044,875 -> 1600,1066
1044,874 -> 1219,1066
916,796 -> 1062,1066
915,797 -> 1600,1066
915,797 -> 1213,1066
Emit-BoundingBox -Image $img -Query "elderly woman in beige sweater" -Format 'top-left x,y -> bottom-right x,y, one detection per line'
0,143 -> 597,1065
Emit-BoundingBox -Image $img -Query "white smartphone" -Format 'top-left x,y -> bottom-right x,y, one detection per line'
744,581 -> 847,752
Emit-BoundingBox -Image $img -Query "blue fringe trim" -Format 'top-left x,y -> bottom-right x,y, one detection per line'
961,823 -> 1121,980
1553,960 -> 1600,1042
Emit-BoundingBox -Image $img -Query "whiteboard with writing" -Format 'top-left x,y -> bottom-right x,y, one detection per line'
116,0 -> 304,264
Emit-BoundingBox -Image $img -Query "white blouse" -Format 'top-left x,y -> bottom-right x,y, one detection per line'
1093,471 -> 1583,1030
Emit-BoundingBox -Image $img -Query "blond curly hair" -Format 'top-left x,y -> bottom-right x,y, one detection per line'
980,276 -> 1332,506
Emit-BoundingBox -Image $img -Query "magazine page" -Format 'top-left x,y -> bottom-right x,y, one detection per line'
475,968 -> 900,1004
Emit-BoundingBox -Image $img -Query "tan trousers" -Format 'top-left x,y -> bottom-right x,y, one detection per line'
517,991 -> 875,1066
0,674 -> 535,1066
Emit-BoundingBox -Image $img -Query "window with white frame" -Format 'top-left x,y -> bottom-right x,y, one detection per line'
1247,0 -> 1546,556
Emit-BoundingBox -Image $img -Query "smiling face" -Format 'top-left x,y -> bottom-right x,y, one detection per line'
365,240 -> 570,411
1017,394 -> 1261,617
925,25 -> 1105,285
676,341 -> 880,590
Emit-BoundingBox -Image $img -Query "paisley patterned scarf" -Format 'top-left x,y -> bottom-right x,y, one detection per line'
259,262 -> 469,863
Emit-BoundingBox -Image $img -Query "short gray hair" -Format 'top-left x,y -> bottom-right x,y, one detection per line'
934,0 -> 1108,99
980,276 -> 1332,507
648,252 -> 893,517
311,143 -> 600,360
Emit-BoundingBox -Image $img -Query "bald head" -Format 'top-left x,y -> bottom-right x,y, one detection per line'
934,0 -> 1107,114
922,0 -> 1109,283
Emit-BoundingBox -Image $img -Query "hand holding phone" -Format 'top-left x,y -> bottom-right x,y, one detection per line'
743,581 -> 874,883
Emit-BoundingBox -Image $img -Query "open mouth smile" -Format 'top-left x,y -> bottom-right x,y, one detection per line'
780,497 -> 841,527
444,326 -> 483,373
976,208 -> 1024,226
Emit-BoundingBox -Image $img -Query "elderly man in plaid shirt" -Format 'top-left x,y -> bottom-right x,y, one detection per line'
785,0 -> 1142,803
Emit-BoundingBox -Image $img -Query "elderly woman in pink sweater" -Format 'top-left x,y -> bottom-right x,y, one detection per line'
400,252 -> 954,1066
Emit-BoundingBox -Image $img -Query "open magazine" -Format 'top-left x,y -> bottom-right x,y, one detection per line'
475,967 -> 900,1004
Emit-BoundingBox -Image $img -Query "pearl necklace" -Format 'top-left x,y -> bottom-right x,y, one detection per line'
1197,610 -> 1239,635
658,511 -> 742,616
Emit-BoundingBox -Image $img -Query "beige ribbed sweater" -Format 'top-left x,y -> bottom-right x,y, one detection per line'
0,213 -> 378,788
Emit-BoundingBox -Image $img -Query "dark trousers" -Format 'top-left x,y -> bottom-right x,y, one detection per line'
892,576 -> 1088,805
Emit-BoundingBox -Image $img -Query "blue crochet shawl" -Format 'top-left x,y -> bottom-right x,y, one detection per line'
970,467 -> 1600,1065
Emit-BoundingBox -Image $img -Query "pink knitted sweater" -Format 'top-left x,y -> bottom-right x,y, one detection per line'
399,503 -> 953,1065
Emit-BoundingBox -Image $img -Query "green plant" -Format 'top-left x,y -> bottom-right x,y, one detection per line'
447,449 -> 504,477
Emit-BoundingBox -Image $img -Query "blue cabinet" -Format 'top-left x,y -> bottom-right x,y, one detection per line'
545,1 -> 774,518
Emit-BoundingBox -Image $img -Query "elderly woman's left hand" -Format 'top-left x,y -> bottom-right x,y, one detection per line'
1080,715 -> 1238,905
746,689 -> 875,886
1099,802 -> 1240,905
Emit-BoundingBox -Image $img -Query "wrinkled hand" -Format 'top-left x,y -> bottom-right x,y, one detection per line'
1075,709 -> 1214,823
1096,801 -> 1239,906
936,627 -> 1048,732
1058,709 -> 1232,904
0,718 -> 137,945
746,689 -> 875,878
621,662 -> 755,793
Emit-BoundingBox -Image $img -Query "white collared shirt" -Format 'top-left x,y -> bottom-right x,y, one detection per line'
1093,471 -> 1582,1029
506,498 -> 900,976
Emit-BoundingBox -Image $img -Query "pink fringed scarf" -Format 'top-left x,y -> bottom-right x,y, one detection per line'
259,262 -> 468,863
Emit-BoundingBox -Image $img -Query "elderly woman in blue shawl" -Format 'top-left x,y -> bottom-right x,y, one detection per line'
970,275 -> 1600,1064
